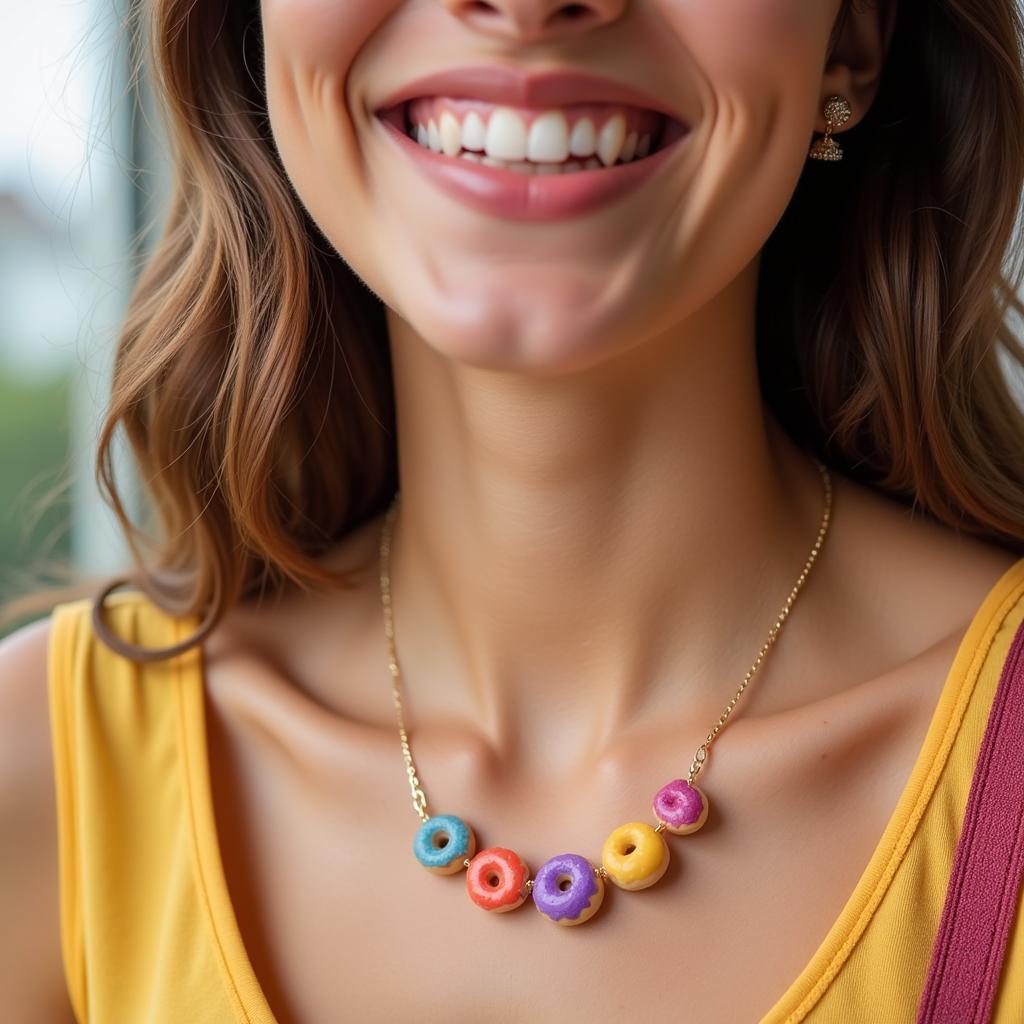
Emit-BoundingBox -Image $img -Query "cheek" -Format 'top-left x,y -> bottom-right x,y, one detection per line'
260,0 -> 398,174
658,0 -> 829,129
687,0 -> 826,68
260,0 -> 402,272
668,0 -> 827,63
623,0 -> 836,333
261,0 -> 384,67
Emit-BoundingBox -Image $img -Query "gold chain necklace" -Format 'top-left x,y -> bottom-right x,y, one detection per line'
379,459 -> 833,924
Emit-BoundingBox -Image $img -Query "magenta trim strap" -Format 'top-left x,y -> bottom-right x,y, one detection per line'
917,614 -> 1024,1022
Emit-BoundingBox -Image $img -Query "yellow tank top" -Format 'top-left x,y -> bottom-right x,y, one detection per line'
47,560 -> 1024,1023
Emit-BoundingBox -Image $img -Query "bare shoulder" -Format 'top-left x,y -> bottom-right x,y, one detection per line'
824,471 -> 1022,673
0,614 -> 77,1022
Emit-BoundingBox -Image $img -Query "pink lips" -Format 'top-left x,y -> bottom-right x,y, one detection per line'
374,64 -> 691,126
376,114 -> 687,222
372,65 -> 691,222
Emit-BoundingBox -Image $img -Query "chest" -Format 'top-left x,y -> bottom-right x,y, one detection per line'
202,672 -> 941,1023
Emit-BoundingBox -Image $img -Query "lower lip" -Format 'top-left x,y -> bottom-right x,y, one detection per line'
374,112 -> 689,222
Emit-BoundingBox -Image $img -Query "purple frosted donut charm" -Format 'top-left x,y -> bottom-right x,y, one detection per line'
531,853 -> 605,926
653,778 -> 709,835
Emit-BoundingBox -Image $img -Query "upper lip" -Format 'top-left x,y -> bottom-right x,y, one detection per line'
373,64 -> 689,127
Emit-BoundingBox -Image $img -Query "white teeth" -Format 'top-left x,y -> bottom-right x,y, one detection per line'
485,107 -> 528,161
439,110 -> 461,156
568,118 -> 596,158
596,112 -> 626,166
526,111 -> 570,162
427,118 -> 442,153
408,105 -> 661,172
461,110 -> 486,151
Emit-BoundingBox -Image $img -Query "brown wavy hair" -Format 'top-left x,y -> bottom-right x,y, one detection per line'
5,0 -> 1024,662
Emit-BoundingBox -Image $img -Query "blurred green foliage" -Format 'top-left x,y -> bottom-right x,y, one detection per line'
0,369 -> 74,635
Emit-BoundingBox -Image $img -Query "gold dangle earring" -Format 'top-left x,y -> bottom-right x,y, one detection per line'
808,94 -> 852,161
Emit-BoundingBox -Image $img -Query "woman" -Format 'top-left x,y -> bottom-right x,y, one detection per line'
3,0 -> 1024,1020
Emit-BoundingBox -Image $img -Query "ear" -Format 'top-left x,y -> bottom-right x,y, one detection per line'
818,0 -> 897,132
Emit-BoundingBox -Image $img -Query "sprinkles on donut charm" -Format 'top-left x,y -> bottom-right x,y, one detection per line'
601,822 -> 670,890
413,814 -> 476,874
466,847 -> 530,912
653,778 -> 709,835
532,853 -> 606,925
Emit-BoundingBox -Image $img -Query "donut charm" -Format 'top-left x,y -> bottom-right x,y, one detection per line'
652,778 -> 709,835
466,847 -> 530,912
531,853 -> 605,926
601,822 -> 670,891
412,814 -> 476,874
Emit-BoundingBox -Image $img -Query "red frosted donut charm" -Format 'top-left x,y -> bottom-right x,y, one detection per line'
466,847 -> 530,912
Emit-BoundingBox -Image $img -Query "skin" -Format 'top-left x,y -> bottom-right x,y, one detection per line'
1,0 -> 1021,1021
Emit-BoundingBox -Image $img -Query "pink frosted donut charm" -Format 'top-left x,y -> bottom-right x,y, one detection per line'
652,778 -> 709,835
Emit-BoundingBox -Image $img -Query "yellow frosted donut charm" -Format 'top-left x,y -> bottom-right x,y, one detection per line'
601,822 -> 670,891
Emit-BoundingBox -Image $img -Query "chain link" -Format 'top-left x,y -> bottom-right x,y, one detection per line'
380,516 -> 431,822
685,459 -> 832,783
380,458 -> 833,818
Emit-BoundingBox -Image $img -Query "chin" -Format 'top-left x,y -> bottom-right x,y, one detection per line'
386,251 -> 660,374
391,286 -> 643,376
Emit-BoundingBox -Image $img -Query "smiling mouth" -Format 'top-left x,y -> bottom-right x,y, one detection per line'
376,97 -> 689,175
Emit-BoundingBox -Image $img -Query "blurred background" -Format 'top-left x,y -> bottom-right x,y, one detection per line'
0,0 -> 167,637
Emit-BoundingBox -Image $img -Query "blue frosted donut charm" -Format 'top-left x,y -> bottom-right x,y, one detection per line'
413,814 -> 476,874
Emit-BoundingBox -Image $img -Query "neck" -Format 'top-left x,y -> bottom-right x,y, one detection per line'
382,263 -> 831,767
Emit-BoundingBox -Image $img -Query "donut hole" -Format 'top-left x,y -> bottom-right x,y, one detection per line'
432,832 -> 450,849
623,843 -> 637,855
486,872 -> 501,888
557,875 -> 573,892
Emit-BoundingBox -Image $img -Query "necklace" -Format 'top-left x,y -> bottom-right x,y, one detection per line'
378,458 -> 833,925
